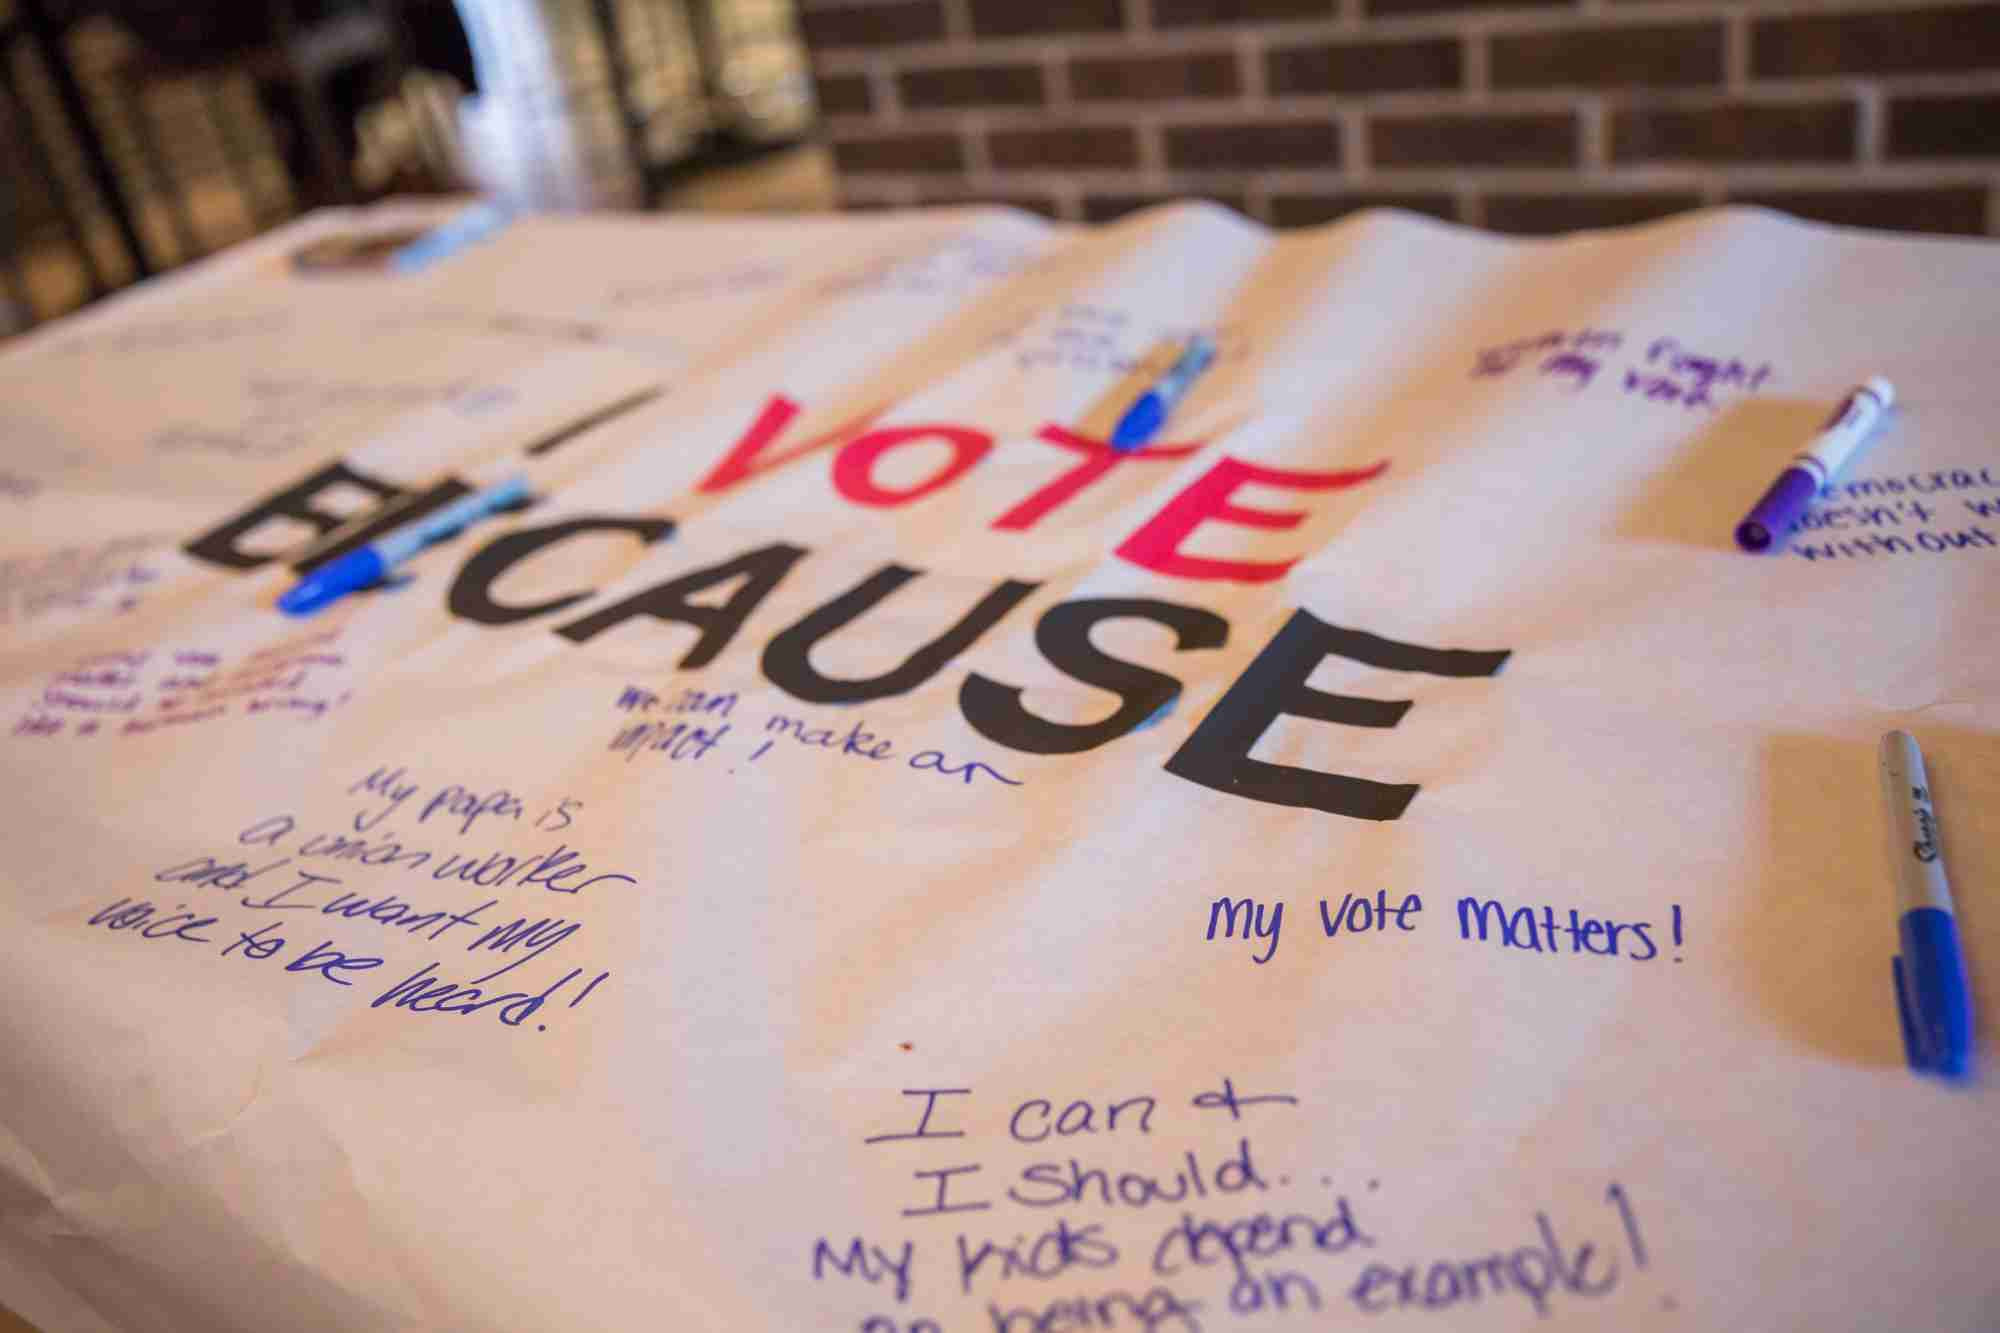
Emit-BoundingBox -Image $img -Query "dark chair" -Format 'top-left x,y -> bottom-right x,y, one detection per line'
106,0 -> 412,222
4,0 -> 152,290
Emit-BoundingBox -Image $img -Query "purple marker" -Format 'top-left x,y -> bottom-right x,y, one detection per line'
1735,377 -> 1895,552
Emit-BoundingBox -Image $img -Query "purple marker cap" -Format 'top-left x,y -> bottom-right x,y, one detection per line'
1736,377 -> 1895,553
1734,466 -> 1819,553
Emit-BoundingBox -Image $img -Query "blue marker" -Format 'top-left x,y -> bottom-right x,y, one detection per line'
391,203 -> 510,274
277,475 -> 531,616
1110,334 -> 1217,452
1880,730 -> 1974,1079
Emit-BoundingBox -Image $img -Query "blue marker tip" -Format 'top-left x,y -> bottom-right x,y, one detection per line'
277,548 -> 385,616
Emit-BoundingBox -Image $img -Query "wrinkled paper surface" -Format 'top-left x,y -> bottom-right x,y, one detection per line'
0,201 -> 1995,1331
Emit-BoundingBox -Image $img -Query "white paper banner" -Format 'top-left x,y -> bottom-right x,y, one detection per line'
0,201 -> 1994,1332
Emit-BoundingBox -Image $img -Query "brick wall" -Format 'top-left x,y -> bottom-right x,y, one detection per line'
801,0 -> 2000,235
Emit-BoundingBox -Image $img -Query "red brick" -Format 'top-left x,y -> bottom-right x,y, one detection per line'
1484,191 -> 1700,233
1082,191 -> 1251,221
812,73 -> 872,117
1164,120 -> 1340,169
988,125 -> 1140,169
1371,112 -> 1576,167
797,1 -> 945,50
1369,0 -> 1566,17
1887,94 -> 2000,158
1071,52 -> 1240,102
1266,38 -> 1462,96
1612,101 -> 1856,164
898,63 -> 1046,110
831,132 -> 966,174
1268,192 -> 1458,225
1727,186 -> 1988,236
1154,0 -> 1333,25
1753,6 -> 2000,79
913,187 -> 1065,218
1492,23 -> 1723,89
969,0 -> 1123,37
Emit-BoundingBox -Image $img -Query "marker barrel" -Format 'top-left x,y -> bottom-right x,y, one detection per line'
1152,334 -> 1217,403
1879,730 -> 1953,916
1801,376 -> 1895,479
385,475 -> 532,562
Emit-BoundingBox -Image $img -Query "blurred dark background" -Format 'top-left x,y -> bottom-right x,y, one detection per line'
0,0 -> 818,328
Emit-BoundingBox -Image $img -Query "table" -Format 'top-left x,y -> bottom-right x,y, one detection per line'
0,199 -> 1994,1331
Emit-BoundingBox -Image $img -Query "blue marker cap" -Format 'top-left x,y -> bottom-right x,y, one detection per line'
1894,909 -> 1973,1078
277,547 -> 386,616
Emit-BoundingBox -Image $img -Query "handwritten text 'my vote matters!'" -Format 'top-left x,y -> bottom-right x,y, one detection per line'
181,395 -> 1511,825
